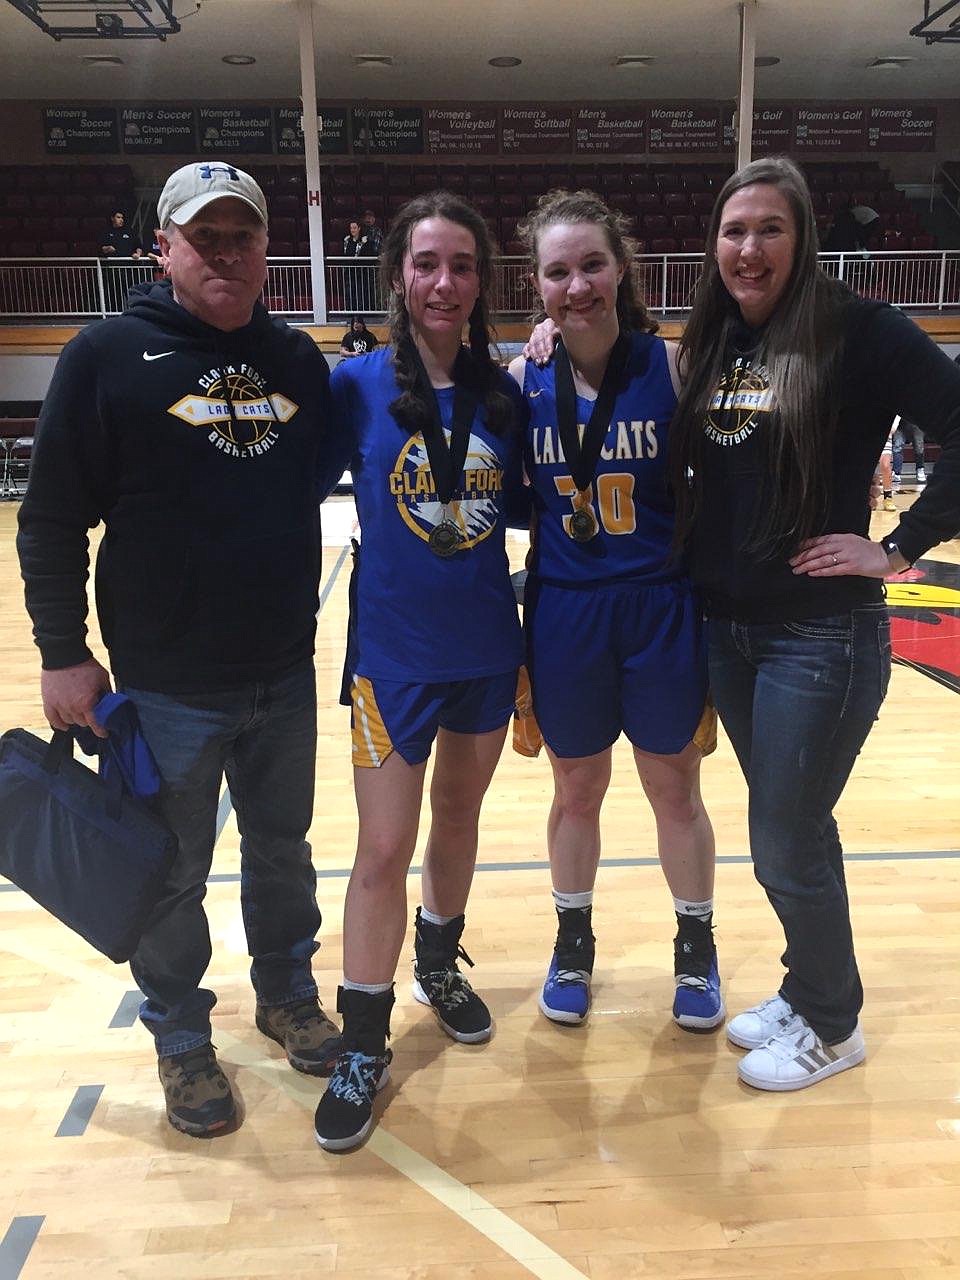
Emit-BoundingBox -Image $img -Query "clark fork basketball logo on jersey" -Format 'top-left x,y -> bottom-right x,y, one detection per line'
390,430 -> 503,549
704,357 -> 776,447
167,364 -> 299,458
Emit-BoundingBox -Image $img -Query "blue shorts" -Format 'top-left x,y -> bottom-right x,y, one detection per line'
526,577 -> 712,758
350,670 -> 518,767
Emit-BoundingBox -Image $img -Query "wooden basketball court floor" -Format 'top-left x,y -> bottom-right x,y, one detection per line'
0,494 -> 958,1280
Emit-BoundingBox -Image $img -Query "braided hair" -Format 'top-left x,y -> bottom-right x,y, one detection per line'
380,191 -> 515,436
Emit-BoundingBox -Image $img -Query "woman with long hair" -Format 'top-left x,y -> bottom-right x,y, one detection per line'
314,192 -> 524,1151
510,190 -> 721,1033
670,156 -> 960,1091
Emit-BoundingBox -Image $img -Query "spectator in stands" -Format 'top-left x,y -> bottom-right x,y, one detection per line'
362,208 -> 384,255
338,316 -> 379,358
18,160 -> 339,1140
342,218 -> 370,258
100,210 -> 142,260
100,210 -> 144,312
849,203 -> 881,246
342,218 -> 376,311
824,207 -> 869,253
669,155 -> 960,1095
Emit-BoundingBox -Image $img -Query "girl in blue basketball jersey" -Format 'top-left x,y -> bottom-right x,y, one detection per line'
509,190 -> 721,1032
314,192 -> 525,1152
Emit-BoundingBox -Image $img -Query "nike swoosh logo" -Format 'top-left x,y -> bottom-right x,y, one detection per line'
528,390 -> 542,398
143,351 -> 175,362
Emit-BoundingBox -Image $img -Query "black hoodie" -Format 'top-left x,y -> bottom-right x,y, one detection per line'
18,282 -> 332,692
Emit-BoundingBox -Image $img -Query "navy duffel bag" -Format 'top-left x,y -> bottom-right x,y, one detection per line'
0,721 -> 177,962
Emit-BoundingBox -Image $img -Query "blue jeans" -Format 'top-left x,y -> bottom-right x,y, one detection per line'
708,605 -> 891,1042
891,421 -> 925,478
122,662 -> 322,1056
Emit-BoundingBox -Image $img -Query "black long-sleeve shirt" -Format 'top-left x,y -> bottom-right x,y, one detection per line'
690,294 -> 960,621
17,282 -> 333,692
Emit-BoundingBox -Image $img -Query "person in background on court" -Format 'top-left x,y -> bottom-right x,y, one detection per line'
669,156 -> 960,1093
876,427 -> 898,512
18,161 -> 340,1138
511,189 -> 721,1034
312,191 -> 526,1153
338,315 -> 379,359
891,414 -> 927,490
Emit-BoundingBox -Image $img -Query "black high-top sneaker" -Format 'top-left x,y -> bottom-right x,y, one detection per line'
314,986 -> 394,1152
411,907 -> 492,1043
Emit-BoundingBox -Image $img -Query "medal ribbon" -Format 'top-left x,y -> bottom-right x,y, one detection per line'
405,338 -> 477,508
554,332 -> 630,500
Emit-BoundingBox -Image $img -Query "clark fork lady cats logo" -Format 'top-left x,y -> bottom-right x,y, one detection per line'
168,363 -> 298,458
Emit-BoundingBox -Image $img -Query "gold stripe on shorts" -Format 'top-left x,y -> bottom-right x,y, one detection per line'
693,696 -> 718,757
512,664 -> 544,758
351,676 -> 394,768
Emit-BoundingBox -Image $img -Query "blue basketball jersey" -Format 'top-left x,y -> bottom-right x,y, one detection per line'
330,347 -> 524,682
523,331 -> 678,584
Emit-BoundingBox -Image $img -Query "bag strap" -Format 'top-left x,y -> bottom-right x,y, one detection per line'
44,728 -> 124,821
43,730 -> 74,773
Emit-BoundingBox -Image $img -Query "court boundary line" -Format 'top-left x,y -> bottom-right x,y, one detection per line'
3,847 -> 959,896
2,938 -> 590,1280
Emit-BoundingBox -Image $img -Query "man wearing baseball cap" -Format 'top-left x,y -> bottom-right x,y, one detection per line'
18,162 -> 340,1136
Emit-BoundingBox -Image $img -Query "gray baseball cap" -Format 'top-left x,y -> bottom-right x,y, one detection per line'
157,162 -> 269,228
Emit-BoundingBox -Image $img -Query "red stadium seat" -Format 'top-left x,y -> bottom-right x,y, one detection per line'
681,237 -> 707,253
626,172 -> 656,194
271,217 -> 297,241
671,214 -> 698,237
649,237 -> 679,254
634,192 -> 663,214
642,213 -> 670,236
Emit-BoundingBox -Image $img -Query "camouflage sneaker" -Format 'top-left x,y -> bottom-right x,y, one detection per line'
158,1044 -> 236,1137
255,998 -> 341,1076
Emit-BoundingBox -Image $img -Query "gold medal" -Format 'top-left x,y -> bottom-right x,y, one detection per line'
568,505 -> 598,543
429,505 -> 463,557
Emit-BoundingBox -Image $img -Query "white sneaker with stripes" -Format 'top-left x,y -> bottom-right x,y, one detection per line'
727,994 -> 797,1049
737,1018 -> 865,1092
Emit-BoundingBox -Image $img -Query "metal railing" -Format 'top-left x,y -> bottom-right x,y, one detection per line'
935,164 -> 960,222
2,251 -> 959,321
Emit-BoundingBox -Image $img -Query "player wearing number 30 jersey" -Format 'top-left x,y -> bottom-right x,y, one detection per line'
523,328 -> 677,587
509,188 -> 721,1038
